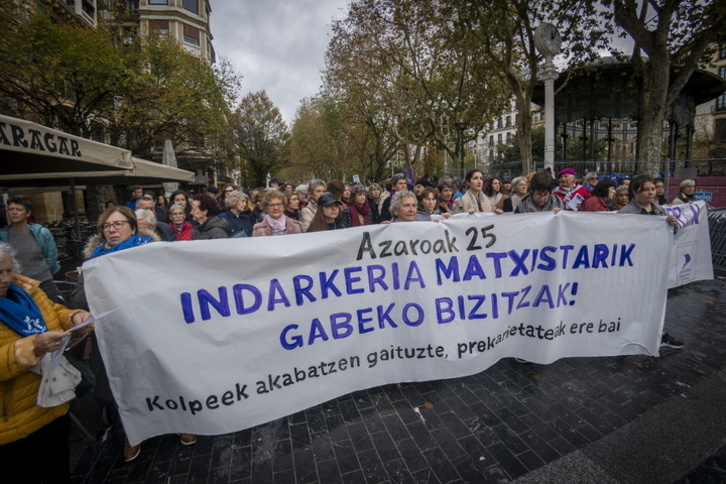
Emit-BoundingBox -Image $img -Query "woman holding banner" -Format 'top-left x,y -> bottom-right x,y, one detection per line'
618,175 -> 683,350
253,191 -> 303,236
72,207 -> 197,460
0,243 -> 92,483
514,172 -> 563,213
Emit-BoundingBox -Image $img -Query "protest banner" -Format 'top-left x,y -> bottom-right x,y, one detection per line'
85,211 -> 679,445
664,201 -> 714,287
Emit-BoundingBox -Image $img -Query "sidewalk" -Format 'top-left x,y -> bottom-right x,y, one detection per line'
68,279 -> 726,483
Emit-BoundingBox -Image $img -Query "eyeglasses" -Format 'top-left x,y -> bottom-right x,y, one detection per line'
266,203 -> 284,208
532,191 -> 551,199
170,212 -> 185,217
101,220 -> 130,232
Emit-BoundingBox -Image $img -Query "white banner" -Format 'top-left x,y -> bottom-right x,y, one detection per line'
665,201 -> 714,287
85,212 -> 685,445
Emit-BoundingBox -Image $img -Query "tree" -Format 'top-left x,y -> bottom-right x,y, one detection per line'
0,7 -> 132,137
600,0 -> 726,169
325,0 -> 509,176
231,91 -> 289,187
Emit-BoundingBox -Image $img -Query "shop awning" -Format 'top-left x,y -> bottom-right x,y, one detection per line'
0,157 -> 195,187
0,114 -> 133,174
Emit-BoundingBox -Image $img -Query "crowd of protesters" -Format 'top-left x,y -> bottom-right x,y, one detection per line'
0,166 -> 696,473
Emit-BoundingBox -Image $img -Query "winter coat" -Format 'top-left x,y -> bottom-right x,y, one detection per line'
252,217 -> 303,236
0,274 -> 85,444
218,210 -> 252,238
514,193 -> 563,213
0,224 -> 60,274
192,216 -> 229,240
453,191 -> 495,214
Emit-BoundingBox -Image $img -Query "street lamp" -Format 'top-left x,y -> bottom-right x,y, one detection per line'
534,22 -> 562,173
454,121 -> 470,173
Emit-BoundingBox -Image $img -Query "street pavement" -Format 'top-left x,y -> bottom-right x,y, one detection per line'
68,278 -> 726,483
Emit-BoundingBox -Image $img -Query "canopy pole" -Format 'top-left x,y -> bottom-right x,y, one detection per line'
70,178 -> 81,242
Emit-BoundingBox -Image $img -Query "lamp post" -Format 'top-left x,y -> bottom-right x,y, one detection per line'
454,121 -> 469,174
534,23 -> 562,174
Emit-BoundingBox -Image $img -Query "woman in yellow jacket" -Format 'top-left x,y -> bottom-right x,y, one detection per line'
0,243 -> 92,483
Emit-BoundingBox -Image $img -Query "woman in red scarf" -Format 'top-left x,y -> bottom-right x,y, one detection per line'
347,184 -> 373,227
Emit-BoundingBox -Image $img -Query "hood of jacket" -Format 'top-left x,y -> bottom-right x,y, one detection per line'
82,227 -> 160,260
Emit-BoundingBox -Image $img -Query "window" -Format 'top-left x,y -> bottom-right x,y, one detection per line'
497,133 -> 502,144
183,0 -> 198,14
720,44 -> 726,60
183,24 -> 200,46
506,115 -> 511,127
717,67 -> 726,112
489,135 -> 493,146
497,118 -> 503,129
148,0 -> 167,4
506,132 -> 512,144
149,19 -> 169,37
716,119 -> 726,141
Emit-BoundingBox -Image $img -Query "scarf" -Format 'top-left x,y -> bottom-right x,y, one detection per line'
264,214 -> 288,236
171,222 -> 193,241
553,184 -> 581,207
348,202 -> 370,227
91,233 -> 153,259
0,283 -> 47,336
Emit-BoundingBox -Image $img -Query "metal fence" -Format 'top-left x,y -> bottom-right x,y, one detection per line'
709,209 -> 726,270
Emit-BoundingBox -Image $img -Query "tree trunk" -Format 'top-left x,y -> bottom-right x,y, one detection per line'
637,59 -> 669,176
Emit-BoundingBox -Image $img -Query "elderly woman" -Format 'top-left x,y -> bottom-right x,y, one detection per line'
502,176 -> 528,213
580,179 -> 617,212
218,190 -> 253,238
253,191 -> 303,236
386,190 -> 419,223
169,189 -> 192,221
135,209 -> 176,241
453,169 -> 497,214
0,243 -> 92,483
306,193 -> 348,232
671,179 -> 696,205
167,204 -> 193,241
515,172 -> 563,213
613,185 -> 630,210
191,194 -> 229,240
553,168 -> 590,210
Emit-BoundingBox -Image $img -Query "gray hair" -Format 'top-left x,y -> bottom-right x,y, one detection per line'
0,242 -> 21,273
135,208 -> 157,226
390,190 -> 416,214
295,184 -> 309,194
225,190 -> 247,208
308,179 -> 326,193
511,176 -> 527,188
168,204 -> 185,214
584,172 -> 598,181
679,179 -> 695,189
134,196 -> 154,210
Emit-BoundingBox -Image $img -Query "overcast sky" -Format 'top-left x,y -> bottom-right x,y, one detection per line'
210,0 -> 350,125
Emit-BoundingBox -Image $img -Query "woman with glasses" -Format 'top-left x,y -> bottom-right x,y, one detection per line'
71,207 -> 199,461
167,204 -> 194,241
252,191 -> 302,236
514,172 -> 563,213
169,190 -> 192,221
